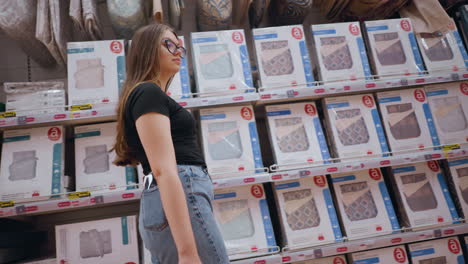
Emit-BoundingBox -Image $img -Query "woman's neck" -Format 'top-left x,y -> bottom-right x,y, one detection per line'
157,72 -> 172,91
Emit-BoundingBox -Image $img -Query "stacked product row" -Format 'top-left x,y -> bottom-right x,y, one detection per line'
5,13 -> 468,115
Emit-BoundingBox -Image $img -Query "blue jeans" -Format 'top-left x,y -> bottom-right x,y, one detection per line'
139,165 -> 229,264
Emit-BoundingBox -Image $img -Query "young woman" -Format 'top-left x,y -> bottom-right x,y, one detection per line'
113,23 -> 229,264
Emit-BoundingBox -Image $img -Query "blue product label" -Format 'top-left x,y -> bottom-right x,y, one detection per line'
411,248 -> 435,257
240,45 -> 254,88
260,199 -> 277,251
371,109 -> 390,155
327,102 -> 350,109
423,103 -> 441,150
332,175 -> 356,182
75,131 -> 101,138
254,33 -> 278,40
67,48 -> 94,54
457,255 -> 465,264
192,37 -> 217,43
51,143 -> 62,195
313,118 -> 331,164
366,25 -> 389,31
299,41 -> 315,86
409,32 -> 425,73
453,31 -> 468,67
438,173 -> 461,223
323,188 -> 343,240
249,122 -> 264,172
354,257 -> 380,264
179,56 -> 191,96
426,90 -> 449,96
275,181 -> 300,190
125,166 -> 137,190
121,216 -> 129,245
357,37 -> 372,79
378,96 -> 402,103
393,166 -> 416,174
312,29 -> 337,35
267,110 -> 292,116
379,182 -> 401,232
448,158 -> 468,167
214,192 -> 237,199
117,56 -> 126,94
200,113 -> 226,120
3,135 -> 30,143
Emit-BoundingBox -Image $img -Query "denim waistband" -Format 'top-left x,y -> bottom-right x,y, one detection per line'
144,165 -> 207,189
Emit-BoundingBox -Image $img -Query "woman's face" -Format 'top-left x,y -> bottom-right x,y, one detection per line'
159,30 -> 183,75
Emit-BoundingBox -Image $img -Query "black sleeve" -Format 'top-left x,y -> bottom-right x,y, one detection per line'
128,82 -> 170,121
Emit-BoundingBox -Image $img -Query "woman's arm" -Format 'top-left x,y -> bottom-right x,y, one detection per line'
136,112 -> 201,263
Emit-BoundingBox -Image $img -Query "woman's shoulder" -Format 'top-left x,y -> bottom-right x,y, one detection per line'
133,82 -> 164,94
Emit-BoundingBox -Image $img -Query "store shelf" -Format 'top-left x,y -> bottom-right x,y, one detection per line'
212,172 -> 271,189
257,70 -> 468,104
280,222 -> 468,262
231,254 -> 283,264
269,146 -> 468,181
176,90 -> 259,109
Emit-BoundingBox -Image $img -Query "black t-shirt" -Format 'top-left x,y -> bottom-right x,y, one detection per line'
125,82 -> 205,175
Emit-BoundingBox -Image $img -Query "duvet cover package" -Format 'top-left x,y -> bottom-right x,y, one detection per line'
0,126 -> 64,201
330,168 -> 400,240
213,185 -> 276,260
416,19 -> 468,74
74,122 -> 137,194
377,88 -> 440,153
350,246 -> 409,264
364,18 -> 425,78
291,255 -> 347,264
252,25 -> 315,89
200,105 -> 263,177
409,237 -> 465,264
273,176 -> 342,248
311,22 -> 372,83
191,30 -> 254,95
55,216 -> 139,264
426,82 -> 468,146
67,40 -> 125,106
266,101 -> 330,168
447,157 -> 468,218
323,94 -> 389,161
390,161 -> 459,230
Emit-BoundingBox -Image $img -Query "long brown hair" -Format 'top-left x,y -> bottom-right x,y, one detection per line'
113,23 -> 176,166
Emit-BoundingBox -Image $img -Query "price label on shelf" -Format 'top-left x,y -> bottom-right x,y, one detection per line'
70,104 -> 93,111
442,144 -> 460,157
0,111 -> 16,118
67,191 -> 91,199
0,200 -> 15,208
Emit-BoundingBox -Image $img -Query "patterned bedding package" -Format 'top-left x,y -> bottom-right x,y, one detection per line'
390,161 -> 460,230
425,81 -> 468,146
191,30 -> 254,96
323,94 -> 389,161
364,18 -> 425,78
377,88 -> 440,153
409,237 -> 465,264
252,25 -> 315,90
350,246 -> 409,264
311,22 -> 371,83
330,168 -> 400,240
266,101 -> 330,168
447,157 -> 468,219
291,255 -> 347,264
273,176 -> 342,248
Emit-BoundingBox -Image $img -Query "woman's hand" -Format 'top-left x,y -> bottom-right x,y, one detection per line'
178,254 -> 202,264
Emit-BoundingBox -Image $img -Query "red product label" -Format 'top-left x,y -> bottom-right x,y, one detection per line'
254,261 -> 266,264
391,238 -> 402,243
401,20 -> 412,31
369,168 -> 382,180
414,89 -> 426,102
448,238 -> 461,254
394,247 -> 407,263
232,31 -> 244,44
122,193 -> 135,199
48,127 -> 62,141
427,160 -> 439,172
304,104 -> 317,116
314,175 -> 326,187
243,178 -> 255,183
110,40 -> 123,53
337,246 -> 348,252
349,23 -> 360,35
362,95 -> 375,108
291,27 -> 303,39
271,174 -> 283,180
460,83 -> 468,95
54,114 -> 66,119
380,160 -> 391,166
251,185 -> 264,198
334,257 -> 346,264
241,107 -> 253,120
327,167 -> 338,173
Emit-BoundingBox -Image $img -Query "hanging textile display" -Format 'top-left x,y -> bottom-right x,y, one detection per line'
232,0 -> 252,27
69,0 -> 103,41
196,0 -> 232,31
153,0 -> 163,23
169,0 -> 184,30
270,0 -> 313,25
249,0 -> 270,28
0,0 -> 56,67
107,0 -> 149,40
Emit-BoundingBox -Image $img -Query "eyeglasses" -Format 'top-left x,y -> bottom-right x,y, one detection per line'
163,39 -> 187,58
